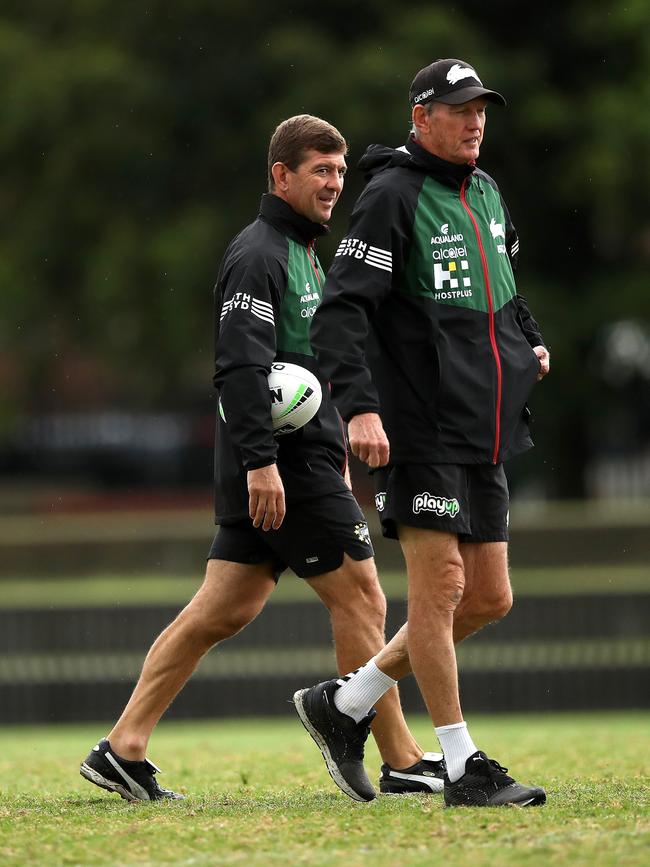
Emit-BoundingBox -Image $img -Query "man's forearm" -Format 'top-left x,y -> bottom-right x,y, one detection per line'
216,365 -> 277,468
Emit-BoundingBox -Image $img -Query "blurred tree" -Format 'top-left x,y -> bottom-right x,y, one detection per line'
1,0 -> 648,495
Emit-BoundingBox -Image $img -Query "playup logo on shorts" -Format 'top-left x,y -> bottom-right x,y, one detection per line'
375,492 -> 386,512
412,492 -> 460,518
354,522 -> 371,544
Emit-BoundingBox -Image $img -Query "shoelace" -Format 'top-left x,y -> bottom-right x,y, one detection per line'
484,757 -> 515,785
346,716 -> 374,761
148,771 -> 177,798
143,758 -> 175,796
145,758 -> 162,774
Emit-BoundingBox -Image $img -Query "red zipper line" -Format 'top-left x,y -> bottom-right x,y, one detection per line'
460,178 -> 502,464
307,241 -> 322,287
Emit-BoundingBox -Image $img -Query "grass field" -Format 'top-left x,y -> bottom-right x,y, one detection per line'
0,712 -> 647,866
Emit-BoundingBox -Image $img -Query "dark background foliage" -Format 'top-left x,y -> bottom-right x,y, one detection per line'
2,0 -> 648,498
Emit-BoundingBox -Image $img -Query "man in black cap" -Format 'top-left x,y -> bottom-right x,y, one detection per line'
294,60 -> 550,807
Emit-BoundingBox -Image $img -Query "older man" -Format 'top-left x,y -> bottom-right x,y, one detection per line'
295,61 -> 549,807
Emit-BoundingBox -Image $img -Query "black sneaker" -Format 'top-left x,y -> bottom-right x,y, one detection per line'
80,739 -> 184,802
293,680 -> 377,802
444,750 -> 546,807
379,751 -> 445,794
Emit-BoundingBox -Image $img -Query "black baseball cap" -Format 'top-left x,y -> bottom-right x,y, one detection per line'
409,58 -> 506,107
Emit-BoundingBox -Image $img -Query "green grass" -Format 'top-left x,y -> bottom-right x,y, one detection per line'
0,713 -> 648,866
0,565 -> 648,609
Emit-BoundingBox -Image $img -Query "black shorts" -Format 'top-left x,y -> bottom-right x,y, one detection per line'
373,463 -> 509,543
207,489 -> 374,581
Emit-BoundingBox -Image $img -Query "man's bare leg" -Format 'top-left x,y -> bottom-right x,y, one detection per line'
372,540 -> 513,678
308,554 -> 422,769
454,541 -> 512,642
108,559 -> 277,760
400,527 -> 465,726
310,542 -> 512,732
301,532 -> 544,802
372,623 -> 411,679
322,539 -> 514,783
400,530 -> 545,802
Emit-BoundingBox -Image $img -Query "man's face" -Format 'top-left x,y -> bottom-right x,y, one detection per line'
416,97 -> 488,164
278,149 -> 347,223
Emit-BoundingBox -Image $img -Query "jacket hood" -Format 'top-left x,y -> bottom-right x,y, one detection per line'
357,144 -> 413,178
357,136 -> 475,188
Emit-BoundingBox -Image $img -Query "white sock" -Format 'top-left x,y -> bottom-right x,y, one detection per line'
435,721 -> 479,783
333,659 -> 397,723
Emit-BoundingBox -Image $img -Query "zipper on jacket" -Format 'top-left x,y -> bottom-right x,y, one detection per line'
460,177 -> 502,464
307,241 -> 322,288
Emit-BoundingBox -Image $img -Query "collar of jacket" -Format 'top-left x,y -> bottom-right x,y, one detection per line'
405,136 -> 475,189
259,193 -> 329,246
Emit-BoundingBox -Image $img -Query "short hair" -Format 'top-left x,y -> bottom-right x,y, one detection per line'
411,101 -> 439,138
268,114 -> 347,191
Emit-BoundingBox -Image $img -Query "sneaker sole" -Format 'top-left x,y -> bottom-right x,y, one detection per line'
444,792 -> 547,808
516,792 -> 546,807
80,762 -> 142,802
380,780 -> 444,795
292,688 -> 373,803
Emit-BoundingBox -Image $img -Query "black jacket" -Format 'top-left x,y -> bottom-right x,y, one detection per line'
213,194 -> 348,522
311,137 -> 545,465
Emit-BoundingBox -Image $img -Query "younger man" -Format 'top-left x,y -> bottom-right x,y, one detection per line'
80,115 -> 441,803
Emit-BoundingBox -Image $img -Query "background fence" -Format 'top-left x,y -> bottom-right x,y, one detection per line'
1,504 -> 648,724
1,594 -> 648,724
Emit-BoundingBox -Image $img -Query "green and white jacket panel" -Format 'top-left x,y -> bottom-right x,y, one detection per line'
312,138 -> 545,466
213,194 -> 348,522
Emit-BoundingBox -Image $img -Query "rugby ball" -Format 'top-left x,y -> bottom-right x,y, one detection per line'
268,362 -> 322,436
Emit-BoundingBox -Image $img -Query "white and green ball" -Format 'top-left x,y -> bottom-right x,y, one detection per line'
268,362 -> 322,435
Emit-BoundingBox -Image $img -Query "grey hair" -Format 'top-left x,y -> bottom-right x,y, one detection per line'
411,101 -> 439,138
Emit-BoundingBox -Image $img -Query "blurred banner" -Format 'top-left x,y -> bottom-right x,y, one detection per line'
1,507 -> 648,723
1,593 -> 648,723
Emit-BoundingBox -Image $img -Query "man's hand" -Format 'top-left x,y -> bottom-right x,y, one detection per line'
247,464 -> 286,531
347,412 -> 390,468
533,345 -> 550,380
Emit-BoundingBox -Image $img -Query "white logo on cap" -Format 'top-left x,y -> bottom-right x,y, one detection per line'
413,87 -> 435,104
446,64 -> 481,85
